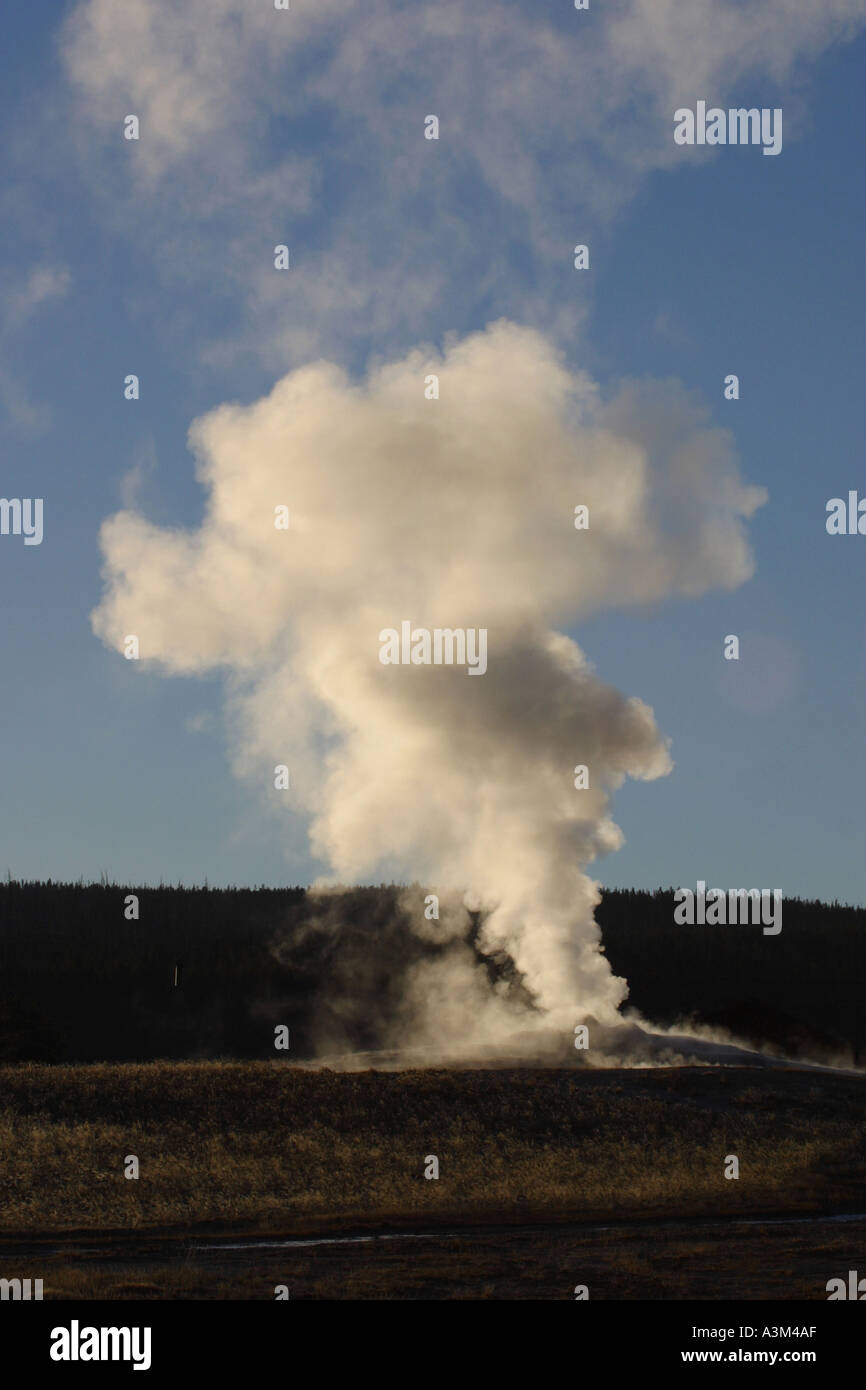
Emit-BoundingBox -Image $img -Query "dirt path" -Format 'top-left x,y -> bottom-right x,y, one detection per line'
3,1209 -> 864,1299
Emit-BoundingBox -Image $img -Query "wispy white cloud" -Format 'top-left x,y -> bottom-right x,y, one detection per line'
5,266 -> 71,328
0,265 -> 71,432
58,0 -> 866,370
653,309 -> 693,347
118,437 -> 160,510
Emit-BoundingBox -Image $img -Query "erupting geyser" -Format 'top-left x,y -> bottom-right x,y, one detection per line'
92,321 -> 766,1060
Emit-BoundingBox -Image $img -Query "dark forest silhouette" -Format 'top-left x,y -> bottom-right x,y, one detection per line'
0,881 -> 862,1063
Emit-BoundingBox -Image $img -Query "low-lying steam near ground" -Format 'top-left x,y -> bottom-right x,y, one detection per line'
275,887 -> 862,1073
93,321 -> 770,1067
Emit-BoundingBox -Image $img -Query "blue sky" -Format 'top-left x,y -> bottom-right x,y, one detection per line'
0,1 -> 864,903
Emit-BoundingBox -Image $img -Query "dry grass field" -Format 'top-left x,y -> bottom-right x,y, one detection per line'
1,1061 -> 863,1297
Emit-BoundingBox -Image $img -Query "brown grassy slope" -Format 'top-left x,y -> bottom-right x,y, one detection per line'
0,1061 -> 864,1235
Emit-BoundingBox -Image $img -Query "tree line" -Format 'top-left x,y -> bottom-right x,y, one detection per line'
0,880 -> 862,1062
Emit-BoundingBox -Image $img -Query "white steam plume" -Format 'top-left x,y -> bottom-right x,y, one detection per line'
92,321 -> 766,1054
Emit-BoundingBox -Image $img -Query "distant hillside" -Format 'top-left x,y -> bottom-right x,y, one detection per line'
0,881 -> 862,1062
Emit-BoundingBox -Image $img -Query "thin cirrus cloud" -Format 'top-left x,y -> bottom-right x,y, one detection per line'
0,265 -> 71,433
58,0 -> 866,370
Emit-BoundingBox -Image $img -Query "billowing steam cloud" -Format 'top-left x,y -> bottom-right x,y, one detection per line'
92,321 -> 765,1057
